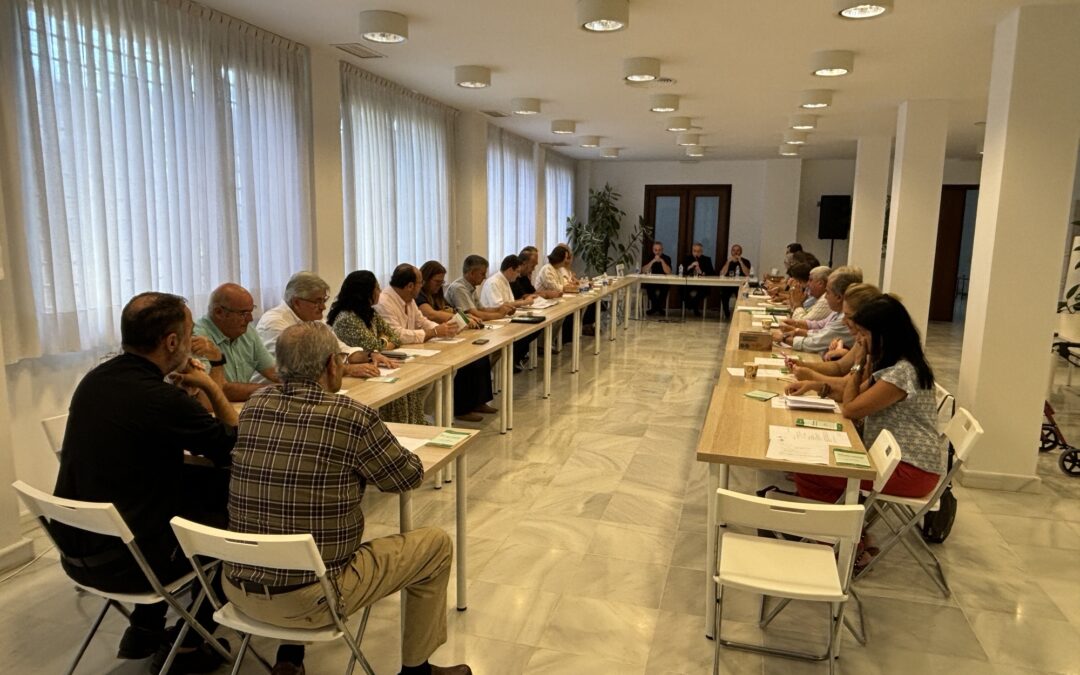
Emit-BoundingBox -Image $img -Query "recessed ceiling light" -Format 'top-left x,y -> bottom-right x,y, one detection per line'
676,133 -> 700,146
686,146 -> 704,158
623,57 -> 660,82
784,131 -> 809,145
551,120 -> 576,134
455,65 -> 490,88
779,144 -> 801,157
799,89 -> 834,109
600,147 -> 620,158
511,98 -> 541,115
578,0 -> 629,32
811,50 -> 854,77
650,94 -> 679,113
835,1 -> 893,19
579,135 -> 600,148
666,116 -> 691,132
790,114 -> 818,130
358,10 -> 408,43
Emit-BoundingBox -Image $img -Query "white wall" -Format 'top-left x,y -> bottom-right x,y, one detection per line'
797,160 -> 856,267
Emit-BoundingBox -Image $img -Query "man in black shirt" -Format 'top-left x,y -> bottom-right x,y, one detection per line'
680,242 -> 715,316
53,292 -> 237,672
718,244 -> 753,320
641,241 -> 673,316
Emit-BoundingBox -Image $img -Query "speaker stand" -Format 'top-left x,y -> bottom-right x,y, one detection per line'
827,238 -> 836,267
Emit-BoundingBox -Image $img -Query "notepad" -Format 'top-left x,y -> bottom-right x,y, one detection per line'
396,436 -> 428,452
769,424 -> 851,448
833,448 -> 871,468
745,390 -> 778,401
797,418 -> 842,431
766,438 -> 830,465
784,395 -> 841,412
368,376 -> 399,383
754,357 -> 787,367
426,429 -> 471,448
397,348 -> 440,358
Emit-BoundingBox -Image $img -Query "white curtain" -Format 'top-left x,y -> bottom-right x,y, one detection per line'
544,150 -> 576,252
340,63 -> 454,285
0,0 -> 311,361
487,126 -> 537,265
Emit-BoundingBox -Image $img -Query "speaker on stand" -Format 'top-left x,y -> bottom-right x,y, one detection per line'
818,195 -> 852,267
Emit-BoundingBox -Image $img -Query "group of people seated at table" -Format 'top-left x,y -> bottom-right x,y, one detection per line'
640,240 -> 754,318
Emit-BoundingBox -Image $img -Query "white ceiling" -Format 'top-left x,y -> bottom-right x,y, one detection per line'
199,0 -> 1079,161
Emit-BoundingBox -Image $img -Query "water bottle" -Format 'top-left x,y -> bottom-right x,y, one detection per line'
678,264 -> 684,276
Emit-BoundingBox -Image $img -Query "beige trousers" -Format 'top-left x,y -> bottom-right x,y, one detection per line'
223,526 -> 452,667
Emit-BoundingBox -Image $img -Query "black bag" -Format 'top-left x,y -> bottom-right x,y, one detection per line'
920,486 -> 957,543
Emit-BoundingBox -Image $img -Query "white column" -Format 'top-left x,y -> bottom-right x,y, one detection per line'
309,49 -> 346,289
881,100 -> 949,338
535,144 -> 547,248
957,4 -> 1080,491
759,159 -> 802,275
452,112 -> 489,265
847,136 -> 892,285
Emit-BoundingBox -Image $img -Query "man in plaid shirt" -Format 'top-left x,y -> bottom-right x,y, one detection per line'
223,321 -> 471,675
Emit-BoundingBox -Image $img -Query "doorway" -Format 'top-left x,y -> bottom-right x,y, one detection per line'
929,185 -> 979,322
642,185 -> 733,268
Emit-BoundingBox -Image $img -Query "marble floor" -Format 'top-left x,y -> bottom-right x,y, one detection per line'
3,315 -> 1080,674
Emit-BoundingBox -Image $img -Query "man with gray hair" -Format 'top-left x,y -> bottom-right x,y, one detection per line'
225,321 -> 470,675
194,282 -> 279,402
789,264 -> 833,322
257,271 -> 395,378
775,266 -> 863,353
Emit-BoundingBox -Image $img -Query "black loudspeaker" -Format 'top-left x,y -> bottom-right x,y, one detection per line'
818,195 -> 852,240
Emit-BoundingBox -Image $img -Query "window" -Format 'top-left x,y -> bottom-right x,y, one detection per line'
4,0 -> 311,358
340,63 -> 454,284
544,150 -> 576,251
487,126 -> 537,265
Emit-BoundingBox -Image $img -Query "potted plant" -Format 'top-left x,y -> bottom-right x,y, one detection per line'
566,183 -> 653,276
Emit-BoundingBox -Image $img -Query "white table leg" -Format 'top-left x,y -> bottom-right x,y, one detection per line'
444,373 -> 454,483
434,380 -> 444,489
507,345 -> 515,430
594,297 -> 603,355
609,290 -> 617,342
543,324 -> 552,399
572,308 -> 581,373
500,345 -> 509,434
623,286 -> 631,329
705,463 -> 729,638
528,339 -> 537,370
456,452 -> 468,611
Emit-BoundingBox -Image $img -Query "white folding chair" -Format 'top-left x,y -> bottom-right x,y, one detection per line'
934,383 -> 956,433
11,481 -> 229,675
854,407 -> 984,597
42,413 -> 69,457
170,517 -> 376,675
712,489 -> 865,674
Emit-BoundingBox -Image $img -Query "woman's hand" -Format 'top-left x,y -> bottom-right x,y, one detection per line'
785,381 -> 820,396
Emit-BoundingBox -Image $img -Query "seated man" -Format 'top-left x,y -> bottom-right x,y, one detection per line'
257,271 -> 392,378
641,241 -> 673,316
53,292 -> 237,672
447,254 -> 515,322
716,243 -> 750,319
514,246 -> 562,300
680,241 -> 715,317
791,264 -> 833,322
773,267 -> 863,353
223,322 -> 471,675
481,254 -> 541,371
194,282 -> 279,402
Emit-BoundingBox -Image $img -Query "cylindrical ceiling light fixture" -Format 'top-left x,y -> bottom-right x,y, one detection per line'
455,65 -> 491,88
779,144 -> 801,157
511,98 -> 541,115
623,57 -> 660,82
686,146 -> 705,158
834,1 -> 893,19
799,89 -> 834,109
650,94 -> 679,113
358,10 -> 408,43
600,147 -> 620,158
676,133 -> 700,146
784,131 -> 809,145
811,50 -> 855,77
578,0 -> 629,32
790,114 -> 819,130
579,135 -> 601,148
551,120 -> 576,135
666,116 -> 691,132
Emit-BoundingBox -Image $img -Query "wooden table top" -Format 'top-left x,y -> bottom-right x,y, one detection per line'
630,273 -> 746,287
384,422 -> 478,477
695,294 -> 876,481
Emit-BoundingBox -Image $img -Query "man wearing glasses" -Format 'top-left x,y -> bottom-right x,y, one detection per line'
257,271 -> 397,379
194,283 -> 280,402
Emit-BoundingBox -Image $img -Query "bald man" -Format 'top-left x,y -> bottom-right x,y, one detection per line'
194,283 -> 280,402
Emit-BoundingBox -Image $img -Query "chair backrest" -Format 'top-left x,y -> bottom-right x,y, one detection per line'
11,480 -> 135,543
716,488 -> 865,578
934,384 -> 955,434
943,407 -> 983,464
170,517 -> 328,577
865,429 -> 902,494
41,414 -> 69,457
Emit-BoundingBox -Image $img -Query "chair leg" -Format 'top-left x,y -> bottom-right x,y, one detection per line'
343,606 -> 376,675
228,633 -> 253,675
843,588 -> 867,645
66,598 -> 113,675
712,585 -> 724,675
760,595 -> 792,629
829,601 -> 848,675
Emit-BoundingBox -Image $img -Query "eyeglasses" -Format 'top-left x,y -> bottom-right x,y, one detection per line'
218,305 -> 256,316
298,296 -> 329,307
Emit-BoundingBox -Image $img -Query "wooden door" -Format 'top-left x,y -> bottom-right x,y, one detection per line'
928,185 -> 977,322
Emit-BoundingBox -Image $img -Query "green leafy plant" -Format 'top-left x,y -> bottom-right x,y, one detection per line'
565,184 -> 654,275
1059,219 -> 1080,313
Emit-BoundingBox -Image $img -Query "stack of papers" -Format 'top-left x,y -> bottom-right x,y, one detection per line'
396,436 -> 428,452
530,297 -> 559,309
785,395 -> 841,411
765,424 -> 851,465
427,429 -> 471,448
754,357 -> 787,367
397,347 -> 440,358
430,337 -> 465,344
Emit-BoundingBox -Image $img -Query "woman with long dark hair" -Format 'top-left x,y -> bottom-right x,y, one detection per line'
785,294 -> 941,504
329,270 -> 426,424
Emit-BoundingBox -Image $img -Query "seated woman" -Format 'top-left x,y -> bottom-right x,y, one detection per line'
328,271 -> 426,425
785,283 -> 881,379
784,294 -> 942,504
535,244 -> 595,339
416,261 -> 497,422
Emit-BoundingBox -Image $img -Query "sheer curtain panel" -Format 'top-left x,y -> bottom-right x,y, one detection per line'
340,63 -> 455,284
487,126 -> 537,264
0,0 -> 311,361
544,150 -> 576,252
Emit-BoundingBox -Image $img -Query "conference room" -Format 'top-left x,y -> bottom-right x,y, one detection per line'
1,1 -> 1079,674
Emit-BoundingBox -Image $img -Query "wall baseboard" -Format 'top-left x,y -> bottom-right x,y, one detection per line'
0,537 -> 35,573
957,467 -> 1042,493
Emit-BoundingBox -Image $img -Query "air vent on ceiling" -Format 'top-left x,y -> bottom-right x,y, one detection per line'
625,76 -> 677,89
481,110 -> 510,118
332,43 -> 386,59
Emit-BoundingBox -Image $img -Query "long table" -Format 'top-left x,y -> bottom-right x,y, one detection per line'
695,293 -> 876,638
629,273 -> 745,319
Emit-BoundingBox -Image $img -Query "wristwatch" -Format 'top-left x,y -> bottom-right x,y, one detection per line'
850,363 -> 862,375
208,354 -> 227,368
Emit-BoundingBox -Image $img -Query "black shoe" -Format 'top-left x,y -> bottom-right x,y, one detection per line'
118,625 -> 167,659
150,630 -> 230,674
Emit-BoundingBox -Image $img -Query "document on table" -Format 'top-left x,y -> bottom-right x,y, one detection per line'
530,297 -> 559,309
769,424 -> 851,448
754,357 -> 787,367
727,367 -> 745,377
378,367 -> 398,376
395,436 -> 428,452
397,347 -> 441,358
430,337 -> 465,343
766,438 -> 831,465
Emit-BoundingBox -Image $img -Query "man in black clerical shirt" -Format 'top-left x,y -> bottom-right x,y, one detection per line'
717,243 -> 753,320
53,292 -> 238,672
641,241 -> 673,316
680,242 -> 715,316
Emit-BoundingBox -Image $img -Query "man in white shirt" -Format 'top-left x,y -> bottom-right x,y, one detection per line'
791,265 -> 833,322
374,265 -> 459,344
256,271 -> 392,378
481,255 -> 539,371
